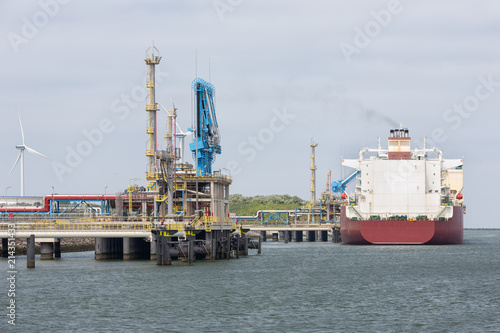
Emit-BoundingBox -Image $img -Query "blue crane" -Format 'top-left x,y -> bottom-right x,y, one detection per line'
189,78 -> 221,175
331,170 -> 360,193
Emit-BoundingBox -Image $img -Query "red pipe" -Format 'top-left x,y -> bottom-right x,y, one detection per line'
0,194 -> 155,213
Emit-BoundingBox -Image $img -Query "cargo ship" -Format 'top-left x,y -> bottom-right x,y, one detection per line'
340,128 -> 464,245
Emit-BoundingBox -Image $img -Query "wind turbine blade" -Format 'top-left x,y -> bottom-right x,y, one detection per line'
25,146 -> 50,160
175,121 -> 185,134
18,113 -> 25,145
8,152 -> 21,175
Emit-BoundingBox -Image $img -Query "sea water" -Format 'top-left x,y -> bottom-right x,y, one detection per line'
1,230 -> 499,332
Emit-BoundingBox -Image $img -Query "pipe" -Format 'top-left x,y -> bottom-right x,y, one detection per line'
0,194 -> 157,213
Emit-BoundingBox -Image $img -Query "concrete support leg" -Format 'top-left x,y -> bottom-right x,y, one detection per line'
162,238 -> 171,265
226,234 -> 231,260
272,233 -> 279,242
40,242 -> 54,260
332,227 -> 342,243
243,236 -> 249,256
320,230 -> 328,242
284,231 -> 289,244
211,238 -> 217,261
54,239 -> 61,258
258,235 -> 262,255
95,238 -> 123,260
278,231 -> 285,240
123,238 -> 148,260
294,230 -> 303,242
260,231 -> 267,242
27,235 -> 35,269
236,235 -> 240,258
307,230 -> 316,242
150,235 -> 157,260
156,236 -> 171,265
1,238 -> 8,258
155,236 -> 162,265
188,240 -> 194,264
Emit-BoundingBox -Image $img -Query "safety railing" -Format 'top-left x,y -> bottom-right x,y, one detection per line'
0,221 -> 153,233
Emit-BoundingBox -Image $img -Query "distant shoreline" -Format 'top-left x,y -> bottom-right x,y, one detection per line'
2,238 -> 95,255
464,228 -> 500,230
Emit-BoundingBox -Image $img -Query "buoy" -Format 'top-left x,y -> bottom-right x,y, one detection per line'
456,192 -> 463,200
341,192 -> 347,199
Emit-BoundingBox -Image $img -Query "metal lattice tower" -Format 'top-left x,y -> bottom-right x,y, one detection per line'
310,141 -> 318,205
145,46 -> 161,188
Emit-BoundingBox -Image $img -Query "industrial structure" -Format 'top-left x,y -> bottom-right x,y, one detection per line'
0,45 -> 256,267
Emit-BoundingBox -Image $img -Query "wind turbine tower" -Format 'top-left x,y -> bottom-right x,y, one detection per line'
9,113 -> 50,196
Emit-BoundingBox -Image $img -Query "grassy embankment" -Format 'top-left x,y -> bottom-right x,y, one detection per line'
229,194 -> 306,216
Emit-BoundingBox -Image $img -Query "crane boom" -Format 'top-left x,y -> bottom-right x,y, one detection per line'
189,78 -> 221,175
331,170 -> 359,193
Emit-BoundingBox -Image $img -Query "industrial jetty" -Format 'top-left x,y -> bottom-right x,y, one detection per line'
339,128 -> 464,245
0,46 -> 261,266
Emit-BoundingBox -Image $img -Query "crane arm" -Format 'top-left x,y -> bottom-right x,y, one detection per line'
189,78 -> 221,175
331,170 -> 359,193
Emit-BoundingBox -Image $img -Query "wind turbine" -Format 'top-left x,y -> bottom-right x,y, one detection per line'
175,122 -> 193,164
8,113 -> 50,196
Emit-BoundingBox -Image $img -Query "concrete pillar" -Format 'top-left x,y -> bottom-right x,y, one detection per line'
95,238 -> 123,260
288,231 -> 293,242
155,236 -> 162,265
150,235 -> 157,260
162,237 -> 172,265
27,235 -> 35,268
278,231 -> 285,240
116,196 -> 123,217
1,238 -> 8,258
54,239 -> 61,258
272,233 -> 279,242
243,236 -> 249,256
40,242 -> 54,260
188,240 -> 194,264
332,227 -> 342,243
156,236 -> 172,265
123,238 -> 148,260
320,230 -> 328,242
226,233 -> 231,260
260,231 -> 267,242
211,238 -> 217,261
235,235 -> 240,258
284,230 -> 289,244
294,230 -> 303,242
258,235 -> 262,255
307,230 -> 316,242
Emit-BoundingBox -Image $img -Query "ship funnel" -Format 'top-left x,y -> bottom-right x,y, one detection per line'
388,128 -> 411,160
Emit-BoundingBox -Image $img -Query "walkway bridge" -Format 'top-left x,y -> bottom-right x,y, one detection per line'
0,216 -> 235,239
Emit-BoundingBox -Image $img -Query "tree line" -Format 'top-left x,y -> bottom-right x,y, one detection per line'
229,194 -> 306,216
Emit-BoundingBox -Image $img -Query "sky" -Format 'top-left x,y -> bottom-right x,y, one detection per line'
1,0 -> 499,228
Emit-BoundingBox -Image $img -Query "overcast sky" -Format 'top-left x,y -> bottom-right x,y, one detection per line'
1,1 -> 499,228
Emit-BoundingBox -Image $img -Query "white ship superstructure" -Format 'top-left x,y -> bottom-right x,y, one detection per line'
342,128 -> 464,221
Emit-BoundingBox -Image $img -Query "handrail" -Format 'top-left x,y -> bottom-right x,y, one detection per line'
0,221 -> 153,233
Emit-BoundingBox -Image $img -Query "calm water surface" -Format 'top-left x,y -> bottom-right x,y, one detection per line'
1,230 -> 499,332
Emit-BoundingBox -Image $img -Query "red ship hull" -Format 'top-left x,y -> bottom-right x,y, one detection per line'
340,206 -> 463,245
